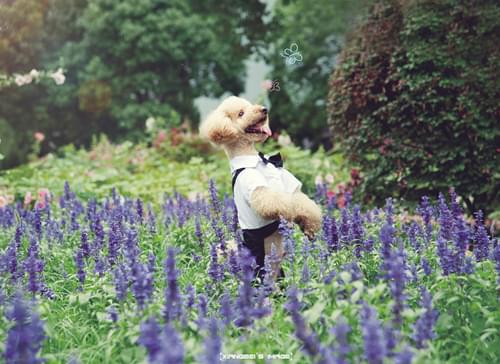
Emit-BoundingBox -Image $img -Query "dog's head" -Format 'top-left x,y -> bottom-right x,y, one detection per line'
199,96 -> 271,146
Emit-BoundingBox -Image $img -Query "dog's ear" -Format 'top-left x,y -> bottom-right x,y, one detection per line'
199,109 -> 237,145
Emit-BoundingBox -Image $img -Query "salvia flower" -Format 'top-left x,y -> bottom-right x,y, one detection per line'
394,346 -> 413,364
473,211 -> 490,262
361,304 -> 387,364
387,246 -> 408,327
438,194 -> 453,242
379,223 -> 395,275
412,287 -> 439,349
219,289 -> 233,326
421,258 -> 432,276
208,179 -> 221,215
285,286 -> 322,358
4,291 -> 46,364
322,215 -> 339,253
331,317 -> 351,364
74,249 -> 86,289
138,317 -> 185,363
111,266 -> 126,302
200,318 -> 223,364
164,247 -> 182,321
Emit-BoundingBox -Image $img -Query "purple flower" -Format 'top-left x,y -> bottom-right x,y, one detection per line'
363,237 -> 374,253
185,284 -> 195,310
108,306 -> 119,323
136,198 -> 144,224
219,290 -> 233,326
285,286 -> 322,358
417,196 -> 433,245
301,261 -> 310,284
437,237 -> 452,275
322,215 -> 339,253
5,241 -> 18,281
234,248 -> 270,327
4,292 -> 46,364
195,215 -> 203,245
74,249 -> 86,289
138,318 -> 184,363
379,223 -> 395,275
384,198 -> 394,226
361,304 -> 387,364
113,265 -> 128,301
197,294 -> 208,328
164,247 -> 182,321
412,287 -> 439,349
438,193 -> 453,242
473,211 -> 490,262
132,261 -> 154,309
80,230 -> 90,258
208,244 -> 222,283
331,317 -> 351,364
493,240 -> 500,283
421,258 -> 432,276
339,209 -> 350,244
138,318 -> 162,361
394,346 -> 413,364
24,245 -> 44,296
201,318 -> 223,364
208,179 -> 221,215
387,246 -> 408,327
406,222 -> 420,253
147,203 -> 157,234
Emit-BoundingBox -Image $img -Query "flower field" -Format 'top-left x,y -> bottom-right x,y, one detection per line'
0,173 -> 499,363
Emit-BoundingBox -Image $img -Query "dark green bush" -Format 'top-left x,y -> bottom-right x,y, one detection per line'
328,0 -> 500,215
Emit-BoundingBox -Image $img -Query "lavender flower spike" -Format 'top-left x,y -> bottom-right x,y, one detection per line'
4,291 -> 46,364
412,287 -> 439,349
361,304 -> 387,364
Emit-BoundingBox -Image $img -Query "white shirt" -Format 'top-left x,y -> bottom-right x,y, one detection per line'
230,154 -> 302,230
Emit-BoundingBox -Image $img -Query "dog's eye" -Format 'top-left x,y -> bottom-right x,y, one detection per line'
238,110 -> 244,117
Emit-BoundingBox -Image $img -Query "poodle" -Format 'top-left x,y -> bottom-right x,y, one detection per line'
199,96 -> 322,281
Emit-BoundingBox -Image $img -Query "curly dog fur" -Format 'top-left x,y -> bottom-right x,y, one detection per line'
200,96 -> 322,278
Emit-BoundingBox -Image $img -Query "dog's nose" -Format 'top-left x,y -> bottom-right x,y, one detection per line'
261,107 -> 268,115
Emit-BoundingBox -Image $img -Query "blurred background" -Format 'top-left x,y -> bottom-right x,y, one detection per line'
0,0 -> 498,223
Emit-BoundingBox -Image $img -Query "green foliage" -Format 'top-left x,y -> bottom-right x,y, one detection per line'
0,0 -> 268,168
328,0 -> 500,215
0,134 -> 350,204
266,0 -> 371,148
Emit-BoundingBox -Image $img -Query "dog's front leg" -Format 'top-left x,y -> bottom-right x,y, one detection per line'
249,186 -> 296,222
291,191 -> 322,239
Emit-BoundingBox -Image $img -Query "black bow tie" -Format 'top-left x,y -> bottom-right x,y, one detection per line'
258,152 -> 283,168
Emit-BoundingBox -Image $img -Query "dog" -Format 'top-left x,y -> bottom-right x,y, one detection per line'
199,96 -> 322,281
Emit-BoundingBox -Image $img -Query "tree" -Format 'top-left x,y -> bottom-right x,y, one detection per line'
328,0 -> 500,215
0,0 -> 268,168
265,0 -> 371,149
69,0 -> 268,135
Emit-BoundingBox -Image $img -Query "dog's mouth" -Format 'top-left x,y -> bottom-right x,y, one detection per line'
244,116 -> 272,136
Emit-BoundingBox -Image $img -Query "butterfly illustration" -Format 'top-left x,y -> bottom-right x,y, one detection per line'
280,43 -> 303,65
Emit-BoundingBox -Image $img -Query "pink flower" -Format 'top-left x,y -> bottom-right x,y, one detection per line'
34,132 -> 45,142
337,195 -> 346,208
153,130 -> 167,148
0,196 -> 7,208
36,188 -> 51,209
24,191 -> 33,207
261,80 -> 273,91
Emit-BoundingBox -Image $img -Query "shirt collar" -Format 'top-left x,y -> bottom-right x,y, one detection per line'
229,155 -> 261,173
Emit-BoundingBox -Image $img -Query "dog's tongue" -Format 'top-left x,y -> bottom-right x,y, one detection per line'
259,124 -> 272,136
